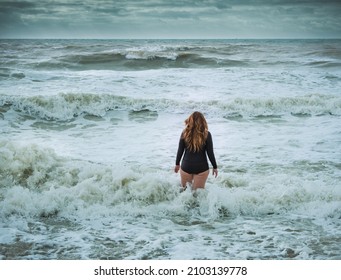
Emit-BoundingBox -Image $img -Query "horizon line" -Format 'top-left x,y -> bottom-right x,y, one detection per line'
1,37 -> 340,40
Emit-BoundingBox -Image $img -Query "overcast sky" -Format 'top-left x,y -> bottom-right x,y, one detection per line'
0,0 -> 340,39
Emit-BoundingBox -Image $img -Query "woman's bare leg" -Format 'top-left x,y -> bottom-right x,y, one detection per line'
180,169 -> 193,189
192,170 -> 209,190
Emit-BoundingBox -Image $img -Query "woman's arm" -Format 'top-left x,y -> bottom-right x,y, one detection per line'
175,134 -> 185,173
206,132 -> 218,177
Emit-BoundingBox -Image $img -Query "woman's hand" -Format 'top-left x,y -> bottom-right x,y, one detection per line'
212,168 -> 218,178
174,165 -> 180,173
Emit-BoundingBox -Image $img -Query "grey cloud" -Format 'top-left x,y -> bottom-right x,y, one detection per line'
0,1 -> 35,9
0,0 -> 340,38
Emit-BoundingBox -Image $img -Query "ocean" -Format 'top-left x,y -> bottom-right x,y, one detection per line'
0,39 -> 340,260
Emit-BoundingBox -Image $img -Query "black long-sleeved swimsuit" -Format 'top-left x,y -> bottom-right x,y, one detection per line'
176,131 -> 217,174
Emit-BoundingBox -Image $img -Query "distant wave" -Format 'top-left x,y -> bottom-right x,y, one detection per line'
32,50 -> 248,70
305,61 -> 341,68
1,93 -> 340,121
0,68 -> 25,80
2,39 -> 341,71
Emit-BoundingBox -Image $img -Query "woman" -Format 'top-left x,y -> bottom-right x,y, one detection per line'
174,111 -> 218,191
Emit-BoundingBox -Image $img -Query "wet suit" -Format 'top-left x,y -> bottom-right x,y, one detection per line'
176,131 -> 217,174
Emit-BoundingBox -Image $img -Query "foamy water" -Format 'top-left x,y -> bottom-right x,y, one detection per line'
0,39 -> 340,259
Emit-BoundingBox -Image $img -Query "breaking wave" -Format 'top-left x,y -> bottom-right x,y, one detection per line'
4,39 -> 341,71
1,93 -> 340,121
1,140 -> 340,221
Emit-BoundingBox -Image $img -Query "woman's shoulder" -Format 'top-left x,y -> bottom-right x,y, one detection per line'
206,131 -> 212,141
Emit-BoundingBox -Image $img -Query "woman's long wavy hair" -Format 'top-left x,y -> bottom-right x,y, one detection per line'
182,111 -> 208,152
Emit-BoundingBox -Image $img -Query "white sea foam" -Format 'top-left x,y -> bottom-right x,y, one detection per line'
1,140 -> 339,220
1,140 -> 340,259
